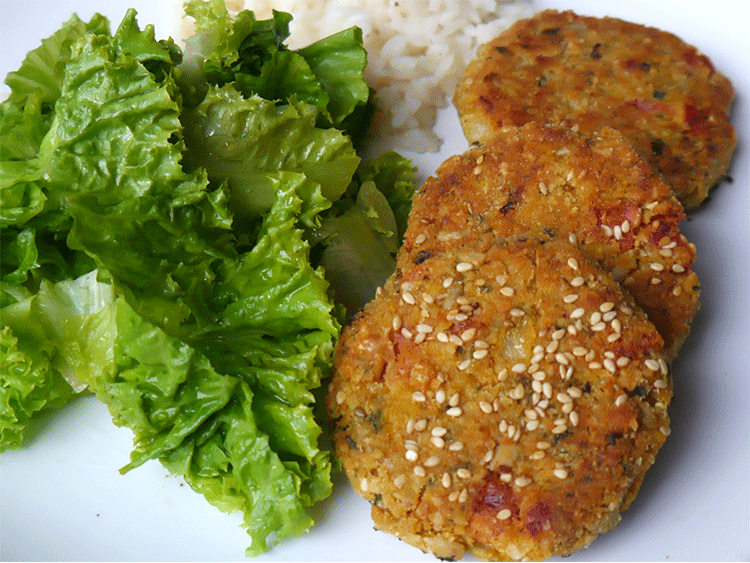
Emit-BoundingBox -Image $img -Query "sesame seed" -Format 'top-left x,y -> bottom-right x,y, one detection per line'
570,307 -> 585,319
622,220 -> 631,233
515,476 -> 532,487
651,277 -> 663,285
431,436 -> 445,448
602,225 -> 613,237
567,387 -> 582,398
530,450 -> 545,460
556,392 -> 572,404
458,489 -> 468,503
414,332 -> 426,344
442,472 -> 451,488
660,426 -> 671,436
414,419 -> 427,432
552,329 -> 566,341
510,308 -> 525,317
435,390 -> 446,404
569,233 -> 578,244
437,332 -> 449,343
446,407 -> 463,417
449,334 -> 464,346
614,225 -> 623,240
564,294 -> 579,303
552,424 -> 568,434
650,262 -> 665,272
497,509 -> 512,520
424,456 -> 440,467
412,391 -> 426,402
422,292 -> 435,304
569,411 -> 580,426
589,361 -> 602,369
402,292 -> 416,305
449,491 -> 459,502
500,473 -> 512,483
460,328 -> 476,342
659,358 -> 668,375
354,407 -> 366,418
414,466 -> 426,477
401,328 -> 413,339
406,419 -> 415,433
654,378 -> 668,389
570,276 -> 585,287
532,380 -> 543,393
604,358 -> 616,373
405,450 -> 418,461
432,426 -> 448,437
457,359 -> 472,371
572,347 -> 588,357
555,353 -> 569,366
553,468 -> 568,479
615,394 -> 628,407
393,475 -> 406,488
542,382 -> 553,398
496,274 -> 508,286
509,384 -> 525,400
392,316 -> 403,331
591,321 -> 606,331
449,442 -> 464,451
497,368 -> 509,381
512,362 -> 527,373
443,277 -> 454,288
415,233 -> 427,245
546,340 -> 559,354
645,359 -> 660,371
456,262 -> 473,273
449,393 -> 460,407
456,468 -> 471,479
416,324 -> 433,334
479,401 -> 493,414
526,420 -> 540,431
672,264 -> 686,273
616,357 -> 630,367
536,441 -> 552,450
336,391 -> 345,405
454,313 -> 469,322
500,287 -> 514,297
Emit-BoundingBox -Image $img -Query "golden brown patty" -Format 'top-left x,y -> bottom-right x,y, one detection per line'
454,9 -> 736,208
327,236 -> 671,561
400,122 -> 699,360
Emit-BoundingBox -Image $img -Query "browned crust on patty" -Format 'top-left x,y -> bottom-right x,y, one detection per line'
327,237 -> 671,561
400,122 -> 699,360
454,9 -> 736,208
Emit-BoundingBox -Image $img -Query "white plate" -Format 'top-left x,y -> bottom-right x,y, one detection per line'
1,0 -> 748,561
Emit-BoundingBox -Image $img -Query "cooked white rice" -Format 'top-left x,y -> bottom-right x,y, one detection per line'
225,0 -> 533,153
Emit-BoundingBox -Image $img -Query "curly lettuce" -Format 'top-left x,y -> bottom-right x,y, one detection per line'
0,1 -> 416,556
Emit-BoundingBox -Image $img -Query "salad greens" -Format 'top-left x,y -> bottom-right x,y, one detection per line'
0,0 -> 416,555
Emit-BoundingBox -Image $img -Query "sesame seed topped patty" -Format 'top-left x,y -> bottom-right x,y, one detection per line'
401,122 -> 699,360
327,236 -> 671,561
453,9 -> 736,208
